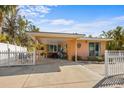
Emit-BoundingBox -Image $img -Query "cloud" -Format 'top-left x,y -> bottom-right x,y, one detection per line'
18,6 -> 124,36
113,16 -> 124,20
74,20 -> 111,28
18,5 -> 52,18
36,6 -> 51,14
37,19 -> 74,26
28,5 -> 51,14
49,19 -> 74,25
39,15 -> 124,36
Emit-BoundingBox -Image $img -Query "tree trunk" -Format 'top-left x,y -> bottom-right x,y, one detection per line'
0,27 -> 2,34
0,13 -> 3,34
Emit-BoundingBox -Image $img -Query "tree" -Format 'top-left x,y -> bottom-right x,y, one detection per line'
3,8 -> 19,44
28,24 -> 40,32
17,16 -> 31,33
0,5 -> 40,51
0,5 -> 17,33
0,33 -> 8,42
0,5 -> 17,43
88,35 -> 93,38
100,26 -> 124,50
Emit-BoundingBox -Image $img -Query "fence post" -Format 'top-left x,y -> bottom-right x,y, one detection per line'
33,49 -> 35,65
8,48 -> 10,66
7,42 -> 10,66
105,50 -> 108,78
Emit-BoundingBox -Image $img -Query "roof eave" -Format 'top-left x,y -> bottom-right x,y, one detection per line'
26,32 -> 83,38
78,38 -> 113,41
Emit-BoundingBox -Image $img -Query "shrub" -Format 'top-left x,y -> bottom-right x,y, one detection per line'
72,55 -> 83,61
87,56 -> 104,62
0,34 -> 8,43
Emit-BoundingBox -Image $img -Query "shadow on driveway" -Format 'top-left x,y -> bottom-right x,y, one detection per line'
0,63 -> 61,76
0,61 -> 80,76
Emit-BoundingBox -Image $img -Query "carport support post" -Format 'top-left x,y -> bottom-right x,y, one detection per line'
75,39 -> 77,62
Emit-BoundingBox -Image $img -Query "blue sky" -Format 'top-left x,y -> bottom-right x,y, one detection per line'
19,5 -> 124,36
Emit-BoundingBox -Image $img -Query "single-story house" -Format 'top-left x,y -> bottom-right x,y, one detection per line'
27,32 -> 112,62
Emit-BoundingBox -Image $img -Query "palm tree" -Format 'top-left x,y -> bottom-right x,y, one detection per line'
3,7 -> 18,44
0,6 -> 17,33
101,26 -> 124,50
28,24 -> 40,32
100,30 -> 113,38
88,35 -> 93,38
113,26 -> 124,50
0,6 -> 39,51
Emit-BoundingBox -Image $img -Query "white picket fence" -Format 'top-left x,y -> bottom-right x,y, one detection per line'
0,43 -> 27,52
0,50 -> 35,67
105,50 -> 124,77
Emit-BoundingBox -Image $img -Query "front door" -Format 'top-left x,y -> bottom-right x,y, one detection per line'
89,42 -> 100,56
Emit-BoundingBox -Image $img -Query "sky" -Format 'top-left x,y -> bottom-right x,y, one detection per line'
19,5 -> 124,36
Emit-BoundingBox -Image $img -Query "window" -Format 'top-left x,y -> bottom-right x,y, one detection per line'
58,45 -> 61,51
53,45 -> 57,52
47,44 -> 67,53
48,45 -> 54,52
89,42 -> 100,56
48,45 -> 58,52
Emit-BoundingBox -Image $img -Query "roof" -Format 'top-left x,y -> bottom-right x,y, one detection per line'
26,31 -> 84,38
78,37 -> 112,41
26,31 -> 112,41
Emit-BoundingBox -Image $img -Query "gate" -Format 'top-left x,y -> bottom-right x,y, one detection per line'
105,50 -> 124,77
0,50 -> 35,66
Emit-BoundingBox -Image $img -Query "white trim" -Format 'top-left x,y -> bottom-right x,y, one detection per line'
78,37 -> 112,41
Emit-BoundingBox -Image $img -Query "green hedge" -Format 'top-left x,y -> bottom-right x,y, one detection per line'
87,56 -> 104,62
72,55 -> 104,62
72,56 -> 83,61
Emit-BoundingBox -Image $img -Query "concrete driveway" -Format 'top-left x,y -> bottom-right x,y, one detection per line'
0,61 -> 104,88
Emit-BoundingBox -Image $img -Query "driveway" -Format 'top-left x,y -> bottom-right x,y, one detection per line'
0,61 -> 104,88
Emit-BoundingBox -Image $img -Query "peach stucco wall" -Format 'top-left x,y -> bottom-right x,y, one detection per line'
35,36 -> 107,61
66,39 -> 76,61
77,41 -> 107,59
77,40 -> 89,59
100,41 -> 106,56
66,40 -> 107,60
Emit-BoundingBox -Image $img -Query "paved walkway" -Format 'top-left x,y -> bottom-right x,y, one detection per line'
0,61 -> 104,88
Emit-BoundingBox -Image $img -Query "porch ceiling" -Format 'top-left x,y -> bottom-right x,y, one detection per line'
37,38 -> 68,44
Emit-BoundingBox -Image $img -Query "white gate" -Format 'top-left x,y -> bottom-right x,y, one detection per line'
105,50 -> 124,77
0,50 -> 35,66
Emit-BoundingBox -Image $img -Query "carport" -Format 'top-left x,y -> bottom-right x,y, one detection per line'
27,32 -> 83,62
